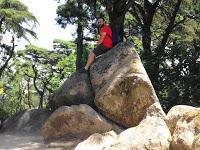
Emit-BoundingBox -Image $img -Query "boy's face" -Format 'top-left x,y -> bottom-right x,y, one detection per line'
98,18 -> 104,27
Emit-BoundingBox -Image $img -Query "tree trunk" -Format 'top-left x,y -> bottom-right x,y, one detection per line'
0,17 -> 5,31
131,0 -> 159,56
27,79 -> 31,109
32,65 -> 44,109
76,1 -> 84,71
0,37 -> 15,78
153,0 -> 183,83
38,91 -> 44,109
18,82 -> 23,111
109,12 -> 126,41
142,26 -> 152,55
105,0 -> 131,41
76,21 -> 83,71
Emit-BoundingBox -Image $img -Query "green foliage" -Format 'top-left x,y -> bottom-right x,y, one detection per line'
0,0 -> 38,39
53,39 -> 76,55
157,41 -> 200,110
0,81 -> 3,94
0,0 -> 38,119
0,39 -> 77,117
0,69 -> 30,119
17,40 -> 77,104
0,0 -> 38,82
56,0 -> 89,27
57,51 -> 76,78
81,43 -> 92,65
127,0 -> 200,112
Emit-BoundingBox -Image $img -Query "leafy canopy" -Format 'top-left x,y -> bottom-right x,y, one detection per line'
0,0 -> 38,40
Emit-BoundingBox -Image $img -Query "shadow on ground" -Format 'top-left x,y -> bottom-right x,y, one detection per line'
0,133 -> 81,150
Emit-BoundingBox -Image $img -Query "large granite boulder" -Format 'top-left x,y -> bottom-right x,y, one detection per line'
50,72 -> 94,109
42,104 -> 115,141
75,117 -> 171,150
1,109 -> 51,135
143,102 -> 166,120
90,42 -> 165,127
106,117 -> 171,150
75,131 -> 118,150
171,108 -> 200,150
166,105 -> 196,134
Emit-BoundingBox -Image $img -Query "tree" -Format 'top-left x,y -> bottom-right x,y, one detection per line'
17,40 -> 76,108
0,63 -> 31,118
18,45 -> 57,108
85,0 -> 132,40
123,0 -> 199,111
128,0 -> 200,86
157,6 -> 200,111
56,0 -> 89,70
0,36 -> 15,78
0,0 -> 38,78
101,0 -> 132,40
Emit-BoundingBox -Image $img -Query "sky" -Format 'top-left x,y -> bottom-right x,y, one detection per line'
18,0 -> 76,50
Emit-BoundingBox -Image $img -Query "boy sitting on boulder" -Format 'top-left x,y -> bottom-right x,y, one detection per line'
79,16 -> 113,73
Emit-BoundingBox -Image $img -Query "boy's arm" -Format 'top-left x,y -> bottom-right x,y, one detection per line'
97,32 -> 106,45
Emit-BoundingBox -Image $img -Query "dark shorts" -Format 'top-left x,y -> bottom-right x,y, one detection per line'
93,44 -> 110,56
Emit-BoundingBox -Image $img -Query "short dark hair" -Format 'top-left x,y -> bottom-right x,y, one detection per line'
97,16 -> 105,21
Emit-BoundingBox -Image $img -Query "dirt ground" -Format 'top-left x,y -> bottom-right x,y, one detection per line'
0,133 -> 82,150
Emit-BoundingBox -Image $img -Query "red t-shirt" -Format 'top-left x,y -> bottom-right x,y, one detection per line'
100,25 -> 112,48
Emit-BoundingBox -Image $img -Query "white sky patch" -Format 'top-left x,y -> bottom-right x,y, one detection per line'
18,0 -> 76,50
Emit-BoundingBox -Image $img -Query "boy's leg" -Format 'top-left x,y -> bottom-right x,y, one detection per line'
84,52 -> 96,70
82,44 -> 109,72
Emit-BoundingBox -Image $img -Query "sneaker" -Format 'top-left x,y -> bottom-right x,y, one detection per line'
78,68 -> 89,74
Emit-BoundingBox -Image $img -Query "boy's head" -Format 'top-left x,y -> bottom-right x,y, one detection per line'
97,16 -> 105,27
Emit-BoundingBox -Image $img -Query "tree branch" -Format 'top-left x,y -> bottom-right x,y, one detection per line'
133,1 -> 146,22
119,0 -> 132,14
0,17 -> 5,31
83,37 -> 96,41
0,36 -> 15,78
32,64 -> 42,95
159,0 -> 183,51
172,17 -> 186,29
152,0 -> 162,9
130,6 -> 143,27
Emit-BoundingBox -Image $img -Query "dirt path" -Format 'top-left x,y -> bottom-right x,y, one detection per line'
0,133 -> 82,150
0,134 -> 46,150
